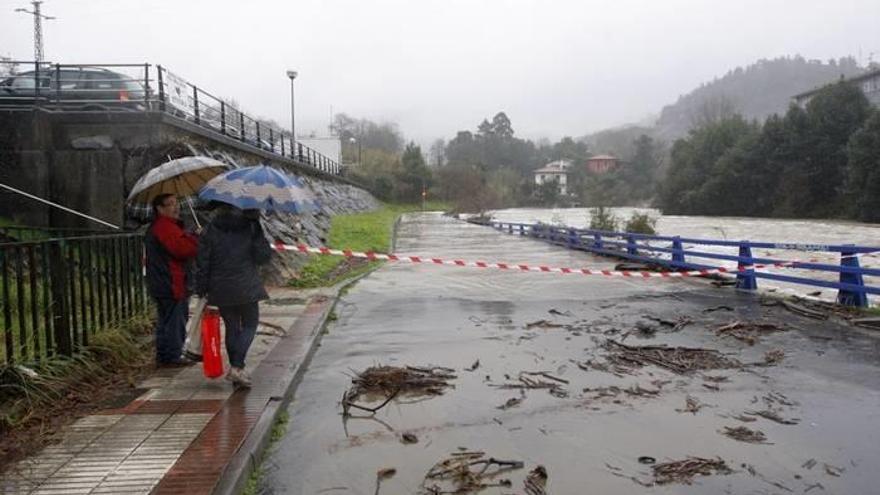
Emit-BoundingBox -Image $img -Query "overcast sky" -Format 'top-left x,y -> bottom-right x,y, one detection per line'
2,0 -> 878,145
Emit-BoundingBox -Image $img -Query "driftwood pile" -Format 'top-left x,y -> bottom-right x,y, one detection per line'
342,365 -> 456,416
720,426 -> 768,444
602,340 -> 741,374
420,451 -> 524,494
651,457 -> 731,485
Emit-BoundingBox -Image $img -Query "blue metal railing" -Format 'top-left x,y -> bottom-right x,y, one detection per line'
487,221 -> 879,307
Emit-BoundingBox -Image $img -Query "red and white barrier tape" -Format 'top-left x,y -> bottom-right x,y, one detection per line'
272,242 -> 807,278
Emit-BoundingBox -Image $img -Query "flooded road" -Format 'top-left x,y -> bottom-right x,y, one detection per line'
261,213 -> 880,494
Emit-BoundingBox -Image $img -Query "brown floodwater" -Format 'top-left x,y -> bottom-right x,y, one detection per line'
260,212 -> 880,494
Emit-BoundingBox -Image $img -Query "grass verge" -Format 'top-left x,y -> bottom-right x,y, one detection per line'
0,312 -> 155,469
290,201 -> 449,288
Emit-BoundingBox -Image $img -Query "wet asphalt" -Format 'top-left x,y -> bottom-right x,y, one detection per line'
260,212 -> 880,494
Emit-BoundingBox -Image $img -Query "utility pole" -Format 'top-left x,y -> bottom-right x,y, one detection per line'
15,1 -> 54,62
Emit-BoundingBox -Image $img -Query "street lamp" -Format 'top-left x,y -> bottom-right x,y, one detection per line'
349,136 -> 362,166
286,70 -> 298,153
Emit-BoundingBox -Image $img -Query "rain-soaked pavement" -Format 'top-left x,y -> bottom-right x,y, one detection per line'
260,212 -> 880,494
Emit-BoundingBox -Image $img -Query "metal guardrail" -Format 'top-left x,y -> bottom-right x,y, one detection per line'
0,61 -> 340,175
489,221 -> 879,307
0,232 -> 147,364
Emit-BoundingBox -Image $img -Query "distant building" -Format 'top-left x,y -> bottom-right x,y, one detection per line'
793,68 -> 880,107
296,136 -> 342,165
586,154 -> 618,174
533,160 -> 571,195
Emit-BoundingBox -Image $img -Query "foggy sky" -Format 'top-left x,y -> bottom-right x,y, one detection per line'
2,0 -> 878,145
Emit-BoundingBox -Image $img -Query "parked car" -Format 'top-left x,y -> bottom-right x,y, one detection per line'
0,66 -> 147,110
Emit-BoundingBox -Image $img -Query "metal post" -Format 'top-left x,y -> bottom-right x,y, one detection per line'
519,225 -> 524,236
220,101 -> 226,135
298,143 -> 303,162
54,63 -> 61,107
593,233 -> 603,250
671,237 -> 685,264
240,113 -> 245,141
837,249 -> 868,307
735,241 -> 757,290
256,122 -> 261,149
49,241 -> 71,356
281,134 -> 285,156
287,70 -> 297,152
157,65 -> 166,112
193,86 -> 200,125
627,234 -> 638,255
143,63 -> 150,108
269,128 -> 274,152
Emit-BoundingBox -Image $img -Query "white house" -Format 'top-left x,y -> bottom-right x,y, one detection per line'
533,160 -> 571,195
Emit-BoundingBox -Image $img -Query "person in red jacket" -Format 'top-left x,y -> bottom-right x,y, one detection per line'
144,194 -> 199,366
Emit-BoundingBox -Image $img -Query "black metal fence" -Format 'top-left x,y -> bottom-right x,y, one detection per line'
0,233 -> 147,365
0,61 -> 341,175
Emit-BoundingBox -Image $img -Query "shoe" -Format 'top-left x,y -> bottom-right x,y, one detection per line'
158,356 -> 196,368
225,367 -> 252,388
183,350 -> 203,362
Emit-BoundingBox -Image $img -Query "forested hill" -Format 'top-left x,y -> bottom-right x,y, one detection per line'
654,56 -> 863,140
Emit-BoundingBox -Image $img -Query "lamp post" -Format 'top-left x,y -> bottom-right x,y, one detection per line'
349,136 -> 362,166
286,70 -> 298,152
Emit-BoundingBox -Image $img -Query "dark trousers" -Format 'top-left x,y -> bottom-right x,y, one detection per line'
154,297 -> 188,363
219,302 -> 259,369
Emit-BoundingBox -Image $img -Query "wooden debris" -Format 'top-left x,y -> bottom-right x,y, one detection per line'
401,432 -> 419,444
651,457 -> 731,485
603,340 -> 741,374
704,305 -> 734,313
420,451 -> 523,494
763,349 -> 785,365
721,426 -> 768,444
781,300 -> 828,320
524,465 -> 548,495
676,395 -> 704,414
823,463 -> 844,477
342,365 -> 456,416
643,315 -> 693,331
497,391 -> 525,410
715,320 -> 785,345
852,317 -> 880,330
525,319 -> 566,329
745,409 -> 800,425
465,360 -> 480,372
375,468 -> 397,495
548,308 -> 572,317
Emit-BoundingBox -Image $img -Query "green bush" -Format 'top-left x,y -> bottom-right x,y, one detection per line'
623,212 -> 658,234
588,206 -> 619,231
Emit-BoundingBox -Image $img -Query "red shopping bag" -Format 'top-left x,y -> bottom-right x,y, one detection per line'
201,308 -> 224,378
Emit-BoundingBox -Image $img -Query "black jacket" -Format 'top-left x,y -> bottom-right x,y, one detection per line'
195,211 -> 273,307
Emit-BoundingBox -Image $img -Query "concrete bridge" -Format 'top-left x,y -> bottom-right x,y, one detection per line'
0,62 -> 350,228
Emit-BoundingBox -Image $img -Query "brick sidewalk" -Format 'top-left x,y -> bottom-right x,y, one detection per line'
0,288 -> 335,495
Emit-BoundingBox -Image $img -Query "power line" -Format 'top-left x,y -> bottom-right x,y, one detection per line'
14,1 -> 55,62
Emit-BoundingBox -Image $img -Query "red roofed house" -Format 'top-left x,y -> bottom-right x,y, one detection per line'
586,154 -> 618,174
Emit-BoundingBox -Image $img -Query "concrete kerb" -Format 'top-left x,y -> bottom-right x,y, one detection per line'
211,272 -> 380,495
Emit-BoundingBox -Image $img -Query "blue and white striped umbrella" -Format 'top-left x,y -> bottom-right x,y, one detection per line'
199,165 -> 319,214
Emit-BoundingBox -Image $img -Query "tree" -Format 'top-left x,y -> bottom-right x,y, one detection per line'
398,142 -> 431,202
429,139 -> 446,168
845,111 -> 880,222
798,81 -> 872,216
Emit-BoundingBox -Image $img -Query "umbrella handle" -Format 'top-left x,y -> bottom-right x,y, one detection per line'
187,201 -> 202,230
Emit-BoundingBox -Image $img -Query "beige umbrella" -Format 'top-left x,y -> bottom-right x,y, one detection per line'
127,156 -> 230,225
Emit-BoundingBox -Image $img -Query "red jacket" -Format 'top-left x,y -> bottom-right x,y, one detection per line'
145,215 -> 199,301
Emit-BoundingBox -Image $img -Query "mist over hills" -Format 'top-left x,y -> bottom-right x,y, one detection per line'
584,56 -> 868,155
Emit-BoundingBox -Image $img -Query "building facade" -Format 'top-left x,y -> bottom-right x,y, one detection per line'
793,68 -> 880,107
586,154 -> 618,174
533,160 -> 571,195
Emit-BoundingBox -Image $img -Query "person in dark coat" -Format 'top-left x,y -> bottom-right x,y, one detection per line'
195,205 -> 273,387
145,193 -> 199,366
